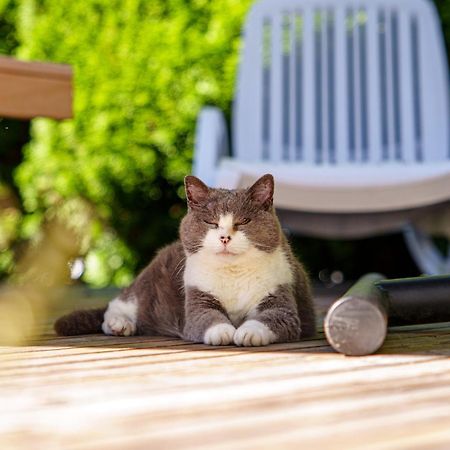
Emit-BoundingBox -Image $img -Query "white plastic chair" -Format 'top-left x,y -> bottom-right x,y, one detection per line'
193,0 -> 450,274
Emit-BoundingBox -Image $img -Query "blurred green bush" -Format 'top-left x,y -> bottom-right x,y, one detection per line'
3,0 -> 252,286
0,0 -> 26,279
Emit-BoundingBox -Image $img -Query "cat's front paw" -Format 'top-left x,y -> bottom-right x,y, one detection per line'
102,316 -> 136,337
204,323 -> 236,346
234,320 -> 276,347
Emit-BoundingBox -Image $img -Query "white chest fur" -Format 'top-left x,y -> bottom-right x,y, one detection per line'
184,246 -> 293,326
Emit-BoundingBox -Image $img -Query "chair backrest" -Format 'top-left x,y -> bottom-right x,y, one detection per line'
233,0 -> 450,164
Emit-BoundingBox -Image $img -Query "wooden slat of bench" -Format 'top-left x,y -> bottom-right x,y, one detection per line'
0,56 -> 72,119
0,56 -> 71,79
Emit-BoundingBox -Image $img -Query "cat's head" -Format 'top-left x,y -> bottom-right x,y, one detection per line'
180,174 -> 282,258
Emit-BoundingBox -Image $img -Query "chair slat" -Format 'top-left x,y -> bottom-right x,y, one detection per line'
384,8 -> 398,162
391,10 -> 403,161
314,9 -> 324,164
282,14 -> 291,161
294,12 -> 304,161
270,12 -> 283,162
288,14 -> 296,162
261,17 -> 271,160
346,8 -> 357,162
327,9 -> 337,164
302,7 -> 315,164
320,9 -> 330,164
398,11 -> 415,163
358,9 -> 369,162
335,6 -> 349,165
410,16 -> 423,162
367,5 -> 383,163
418,8 -> 449,161
233,7 -> 264,162
353,8 -> 363,162
378,9 -> 390,161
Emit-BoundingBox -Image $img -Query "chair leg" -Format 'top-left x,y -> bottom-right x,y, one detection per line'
403,224 -> 450,275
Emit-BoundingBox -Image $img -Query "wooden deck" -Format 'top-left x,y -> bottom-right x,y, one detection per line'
1,289 -> 450,449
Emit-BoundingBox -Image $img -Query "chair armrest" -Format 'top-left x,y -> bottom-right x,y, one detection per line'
193,106 -> 229,186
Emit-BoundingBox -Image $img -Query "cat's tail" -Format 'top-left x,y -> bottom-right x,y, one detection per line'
54,307 -> 107,336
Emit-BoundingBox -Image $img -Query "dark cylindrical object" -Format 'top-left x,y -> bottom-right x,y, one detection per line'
324,273 -> 388,356
377,275 -> 450,325
325,273 -> 450,356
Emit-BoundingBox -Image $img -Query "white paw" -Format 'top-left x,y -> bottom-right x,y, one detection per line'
234,320 -> 276,347
204,323 -> 236,346
102,296 -> 138,337
102,316 -> 136,336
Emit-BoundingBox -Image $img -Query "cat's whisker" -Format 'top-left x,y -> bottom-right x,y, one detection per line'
172,260 -> 185,279
254,242 -> 276,250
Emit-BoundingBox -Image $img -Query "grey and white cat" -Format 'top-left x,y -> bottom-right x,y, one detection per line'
55,174 -> 316,346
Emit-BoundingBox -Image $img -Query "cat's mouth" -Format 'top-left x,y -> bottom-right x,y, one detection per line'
216,249 -> 238,256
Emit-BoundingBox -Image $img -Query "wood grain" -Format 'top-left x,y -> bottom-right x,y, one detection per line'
0,56 -> 72,120
1,292 -> 449,449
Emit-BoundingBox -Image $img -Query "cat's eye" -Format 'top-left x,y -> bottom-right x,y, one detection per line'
235,218 -> 251,227
203,220 -> 218,228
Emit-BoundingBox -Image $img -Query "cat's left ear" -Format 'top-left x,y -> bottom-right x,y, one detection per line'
184,175 -> 210,208
247,174 -> 274,210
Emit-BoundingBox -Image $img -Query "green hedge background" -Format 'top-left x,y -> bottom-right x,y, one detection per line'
0,0 -> 449,285
0,0 -> 253,286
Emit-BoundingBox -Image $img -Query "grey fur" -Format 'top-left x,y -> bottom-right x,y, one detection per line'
183,287 -> 233,342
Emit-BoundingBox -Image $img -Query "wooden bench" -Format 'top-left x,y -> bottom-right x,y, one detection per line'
0,55 -> 72,120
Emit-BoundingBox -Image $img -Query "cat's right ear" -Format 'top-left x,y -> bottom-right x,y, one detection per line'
184,176 -> 209,208
247,174 -> 274,209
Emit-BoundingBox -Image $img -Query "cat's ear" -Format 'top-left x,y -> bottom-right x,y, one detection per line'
184,175 -> 209,208
247,174 -> 274,209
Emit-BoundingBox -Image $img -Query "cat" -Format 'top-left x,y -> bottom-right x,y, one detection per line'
55,174 -> 316,346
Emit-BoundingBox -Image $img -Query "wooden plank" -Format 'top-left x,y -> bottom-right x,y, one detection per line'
2,332 -> 447,374
2,353 -> 449,418
0,56 -> 71,80
2,360 -> 450,449
0,56 -> 72,119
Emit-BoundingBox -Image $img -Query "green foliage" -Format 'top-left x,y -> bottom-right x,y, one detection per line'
0,0 -> 19,54
434,1 -> 450,66
0,0 -> 27,280
12,0 -> 253,286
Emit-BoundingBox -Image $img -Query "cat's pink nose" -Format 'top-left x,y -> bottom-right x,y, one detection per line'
220,235 -> 231,245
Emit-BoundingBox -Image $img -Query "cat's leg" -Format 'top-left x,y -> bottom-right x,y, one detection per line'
234,285 -> 301,346
184,287 -> 236,345
102,295 -> 138,337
